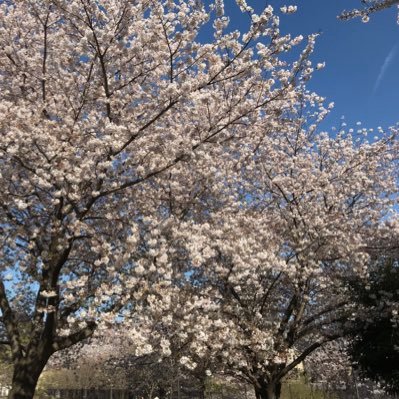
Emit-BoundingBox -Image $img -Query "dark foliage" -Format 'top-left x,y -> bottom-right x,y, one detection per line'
348,259 -> 399,393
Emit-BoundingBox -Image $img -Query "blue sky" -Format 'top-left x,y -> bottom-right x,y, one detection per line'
223,1 -> 399,131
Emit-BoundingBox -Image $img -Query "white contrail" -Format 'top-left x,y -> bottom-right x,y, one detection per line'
373,45 -> 398,93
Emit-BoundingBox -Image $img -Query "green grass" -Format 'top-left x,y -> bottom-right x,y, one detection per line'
281,380 -> 337,399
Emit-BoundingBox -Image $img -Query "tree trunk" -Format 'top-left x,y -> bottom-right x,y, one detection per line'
8,354 -> 49,399
200,383 -> 206,399
254,381 -> 282,399
157,386 -> 168,399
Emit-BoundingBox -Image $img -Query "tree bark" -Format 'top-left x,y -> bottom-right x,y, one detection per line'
254,381 -> 282,399
157,386 -> 168,399
198,379 -> 206,399
8,355 -> 49,399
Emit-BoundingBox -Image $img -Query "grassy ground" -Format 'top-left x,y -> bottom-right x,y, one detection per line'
281,381 -> 337,399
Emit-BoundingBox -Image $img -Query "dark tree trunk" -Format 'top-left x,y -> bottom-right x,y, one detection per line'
6,314 -> 95,399
198,379 -> 206,399
8,355 -> 49,399
254,381 -> 282,399
156,386 -> 168,399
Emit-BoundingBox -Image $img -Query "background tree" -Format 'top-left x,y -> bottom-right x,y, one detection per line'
347,258 -> 399,394
305,340 -> 354,393
175,123 -> 399,399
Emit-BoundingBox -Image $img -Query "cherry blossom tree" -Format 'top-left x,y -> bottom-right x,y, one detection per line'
175,122 -> 399,399
0,0 -> 321,398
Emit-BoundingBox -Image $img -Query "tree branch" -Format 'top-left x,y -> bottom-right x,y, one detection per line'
276,334 -> 341,381
52,321 -> 96,352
